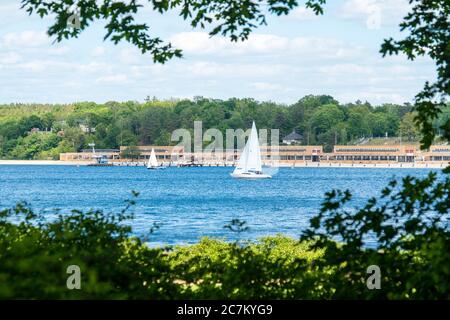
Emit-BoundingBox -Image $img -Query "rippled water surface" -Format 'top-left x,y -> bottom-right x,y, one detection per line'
0,165 -> 439,245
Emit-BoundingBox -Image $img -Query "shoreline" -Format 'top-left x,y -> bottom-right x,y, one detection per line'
0,159 -> 448,169
277,162 -> 448,169
0,160 -> 88,166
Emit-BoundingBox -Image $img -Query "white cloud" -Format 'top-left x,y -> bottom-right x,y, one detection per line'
92,46 -> 106,57
170,32 -> 290,55
338,0 -> 411,28
170,32 -> 363,60
118,48 -> 141,64
0,52 -> 22,64
336,91 -> 408,104
0,2 -> 23,21
2,30 -> 49,47
14,59 -> 74,72
250,82 -> 284,91
0,0 -> 433,106
47,46 -> 70,55
319,63 -> 373,76
289,37 -> 364,59
285,7 -> 320,21
76,62 -> 112,73
95,74 -> 128,84
170,32 -> 292,55
0,2 -> 21,15
186,61 -> 292,78
17,60 -> 48,72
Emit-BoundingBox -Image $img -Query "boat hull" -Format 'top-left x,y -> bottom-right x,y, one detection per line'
230,172 -> 272,179
147,166 -> 165,170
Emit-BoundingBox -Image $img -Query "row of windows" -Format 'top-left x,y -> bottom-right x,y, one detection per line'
334,156 -> 398,161
262,148 -> 308,153
279,156 -> 313,160
335,148 -> 399,153
432,149 -> 450,153
332,155 -> 415,162
139,149 -> 173,153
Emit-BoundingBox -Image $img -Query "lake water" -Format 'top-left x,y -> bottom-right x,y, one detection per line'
0,165 -> 439,245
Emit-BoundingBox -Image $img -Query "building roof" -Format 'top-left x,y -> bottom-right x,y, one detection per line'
283,130 -> 302,141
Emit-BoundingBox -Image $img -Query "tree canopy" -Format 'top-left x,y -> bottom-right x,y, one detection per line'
3,97 -> 448,159
21,0 -> 325,63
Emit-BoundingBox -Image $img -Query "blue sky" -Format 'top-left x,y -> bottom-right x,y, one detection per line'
0,0 -> 436,105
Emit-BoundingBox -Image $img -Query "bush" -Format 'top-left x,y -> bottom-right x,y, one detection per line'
302,172 -> 450,299
1,174 -> 449,300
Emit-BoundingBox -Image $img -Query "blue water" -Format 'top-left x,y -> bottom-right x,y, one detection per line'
0,166 -> 439,245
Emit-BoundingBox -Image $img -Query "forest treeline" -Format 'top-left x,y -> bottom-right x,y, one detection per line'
1,95 -> 449,160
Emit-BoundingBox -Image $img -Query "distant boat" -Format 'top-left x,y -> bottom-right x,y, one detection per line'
147,148 -> 164,170
230,121 -> 271,179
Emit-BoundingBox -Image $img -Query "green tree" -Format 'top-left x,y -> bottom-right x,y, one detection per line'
63,127 -> 86,152
310,104 -> 344,136
302,173 -> 450,299
9,133 -> 61,160
347,106 -> 371,140
117,129 -> 139,147
398,112 -> 421,141
368,112 -> 389,137
120,146 -> 142,161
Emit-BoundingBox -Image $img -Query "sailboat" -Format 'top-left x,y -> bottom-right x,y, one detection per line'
147,148 -> 164,170
230,121 -> 271,179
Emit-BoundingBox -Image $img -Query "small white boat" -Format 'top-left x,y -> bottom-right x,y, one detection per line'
147,148 -> 165,170
230,121 -> 271,179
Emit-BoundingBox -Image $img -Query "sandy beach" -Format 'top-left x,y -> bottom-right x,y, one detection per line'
0,160 -> 89,166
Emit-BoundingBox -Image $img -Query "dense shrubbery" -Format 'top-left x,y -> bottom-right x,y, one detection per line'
2,97 -> 449,159
1,172 -> 448,300
303,172 -> 450,299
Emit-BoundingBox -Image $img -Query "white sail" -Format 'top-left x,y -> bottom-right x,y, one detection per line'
233,121 -> 265,176
246,121 -> 262,172
147,148 -> 159,168
233,140 -> 249,174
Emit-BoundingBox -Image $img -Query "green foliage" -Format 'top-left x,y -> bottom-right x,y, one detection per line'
2,97 -> 442,159
310,104 -> 344,136
398,112 -> 421,141
1,181 -> 448,299
302,172 -> 450,299
0,200 -> 324,299
168,236 -> 325,299
7,132 -> 62,160
0,200 -> 176,299
380,0 -> 449,152
20,0 -> 325,63
120,146 -> 142,161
